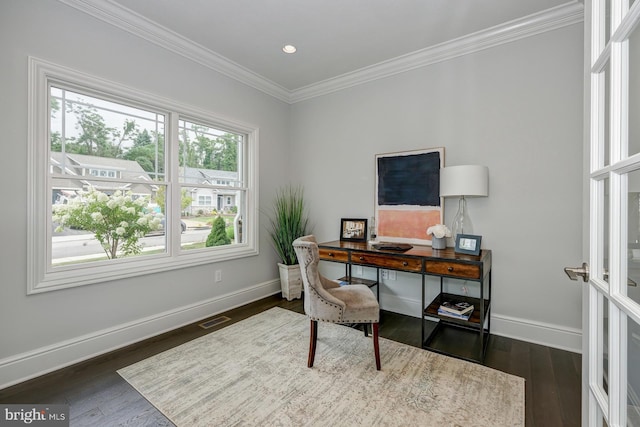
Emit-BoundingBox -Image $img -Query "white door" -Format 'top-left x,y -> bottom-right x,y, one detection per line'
583,0 -> 640,425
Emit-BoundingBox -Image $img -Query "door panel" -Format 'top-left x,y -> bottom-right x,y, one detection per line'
587,1 -> 640,425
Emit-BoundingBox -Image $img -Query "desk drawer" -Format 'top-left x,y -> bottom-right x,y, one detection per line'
352,251 -> 422,272
426,261 -> 480,279
319,248 -> 349,263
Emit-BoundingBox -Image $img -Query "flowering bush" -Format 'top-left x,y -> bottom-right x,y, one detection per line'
53,189 -> 162,259
426,224 -> 452,239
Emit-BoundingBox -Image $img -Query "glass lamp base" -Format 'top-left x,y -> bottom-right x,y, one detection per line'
452,196 -> 473,242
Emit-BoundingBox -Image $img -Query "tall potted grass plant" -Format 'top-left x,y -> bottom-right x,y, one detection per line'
268,185 -> 310,300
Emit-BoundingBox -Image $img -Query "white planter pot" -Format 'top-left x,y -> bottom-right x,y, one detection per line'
278,263 -> 302,301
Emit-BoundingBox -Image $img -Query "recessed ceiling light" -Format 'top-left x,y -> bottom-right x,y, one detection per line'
282,44 -> 297,54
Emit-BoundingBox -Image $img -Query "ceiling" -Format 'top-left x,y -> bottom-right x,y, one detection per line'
66,0 -> 583,101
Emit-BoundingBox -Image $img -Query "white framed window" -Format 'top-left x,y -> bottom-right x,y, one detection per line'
27,57 -> 259,293
198,195 -> 212,206
89,169 -> 118,178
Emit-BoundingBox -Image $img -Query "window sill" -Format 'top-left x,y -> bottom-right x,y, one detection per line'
28,245 -> 258,294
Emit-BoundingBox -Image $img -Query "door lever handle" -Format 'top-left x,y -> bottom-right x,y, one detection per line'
598,270 -> 636,287
564,263 -> 589,282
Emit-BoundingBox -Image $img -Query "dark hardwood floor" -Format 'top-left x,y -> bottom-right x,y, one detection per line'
0,295 -> 581,426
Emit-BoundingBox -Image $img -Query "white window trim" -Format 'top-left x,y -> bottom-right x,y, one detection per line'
27,57 -> 259,294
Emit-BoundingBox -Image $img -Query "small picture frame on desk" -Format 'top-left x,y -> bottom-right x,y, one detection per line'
455,234 -> 482,256
340,218 -> 368,242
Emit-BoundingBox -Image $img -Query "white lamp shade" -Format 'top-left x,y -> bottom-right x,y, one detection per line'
440,165 -> 489,197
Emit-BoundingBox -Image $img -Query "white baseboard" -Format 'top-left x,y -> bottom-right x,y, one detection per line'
0,279 -> 281,391
491,313 -> 582,354
379,293 -> 582,354
1,284 -> 582,391
378,292 -> 423,318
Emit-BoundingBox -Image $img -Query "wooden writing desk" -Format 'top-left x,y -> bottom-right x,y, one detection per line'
318,240 -> 492,362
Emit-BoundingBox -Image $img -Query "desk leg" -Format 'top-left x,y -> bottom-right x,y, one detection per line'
421,272 -> 425,348
479,276 -> 484,362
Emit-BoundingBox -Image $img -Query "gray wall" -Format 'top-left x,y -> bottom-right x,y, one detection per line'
0,0 -> 288,387
289,24 -> 584,350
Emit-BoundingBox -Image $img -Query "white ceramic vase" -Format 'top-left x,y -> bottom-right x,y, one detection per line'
431,236 -> 447,250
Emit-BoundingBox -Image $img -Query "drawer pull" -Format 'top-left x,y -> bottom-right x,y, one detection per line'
328,252 -> 334,257
359,256 -> 365,261
402,261 -> 408,266
447,266 -> 454,272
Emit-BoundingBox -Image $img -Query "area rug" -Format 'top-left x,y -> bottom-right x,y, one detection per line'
118,307 -> 524,426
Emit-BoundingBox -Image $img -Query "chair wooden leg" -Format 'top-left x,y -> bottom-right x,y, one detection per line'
308,319 -> 318,368
363,323 -> 369,337
373,322 -> 381,370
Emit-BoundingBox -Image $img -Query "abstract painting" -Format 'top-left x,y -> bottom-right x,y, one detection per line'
375,148 -> 444,245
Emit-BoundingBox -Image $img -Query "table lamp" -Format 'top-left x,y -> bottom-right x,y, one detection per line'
440,165 -> 489,241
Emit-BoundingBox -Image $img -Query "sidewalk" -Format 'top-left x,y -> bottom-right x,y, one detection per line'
53,232 -> 94,242
182,218 -> 211,229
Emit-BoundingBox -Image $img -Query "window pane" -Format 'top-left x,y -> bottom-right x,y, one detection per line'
49,86 -> 168,266
602,294 -> 610,395
50,87 -> 165,180
601,177 -> 611,283
628,22 -> 640,157
605,61 -> 612,166
51,185 -> 166,265
628,169 -> 640,305
178,119 -> 241,180
178,119 -> 244,251
179,187 -> 245,251
629,316 -> 640,426
594,60 -> 612,167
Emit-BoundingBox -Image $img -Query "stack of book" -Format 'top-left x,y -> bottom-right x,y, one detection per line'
438,300 -> 474,320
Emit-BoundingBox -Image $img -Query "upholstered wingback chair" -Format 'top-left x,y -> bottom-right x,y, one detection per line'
292,235 -> 381,370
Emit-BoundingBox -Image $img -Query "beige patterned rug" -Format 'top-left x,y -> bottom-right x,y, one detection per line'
118,307 -> 524,426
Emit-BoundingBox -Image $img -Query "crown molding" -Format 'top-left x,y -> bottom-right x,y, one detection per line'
57,0 -> 583,105
289,1 -> 584,103
56,0 -> 292,103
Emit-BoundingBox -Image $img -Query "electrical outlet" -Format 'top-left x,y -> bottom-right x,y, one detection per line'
381,269 -> 389,280
388,270 -> 396,280
215,270 -> 222,282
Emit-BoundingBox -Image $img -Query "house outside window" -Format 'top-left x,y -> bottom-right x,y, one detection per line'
27,58 -> 258,293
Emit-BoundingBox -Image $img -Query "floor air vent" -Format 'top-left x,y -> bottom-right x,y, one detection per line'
199,316 -> 231,329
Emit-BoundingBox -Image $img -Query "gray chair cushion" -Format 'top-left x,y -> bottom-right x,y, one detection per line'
326,285 -> 379,323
